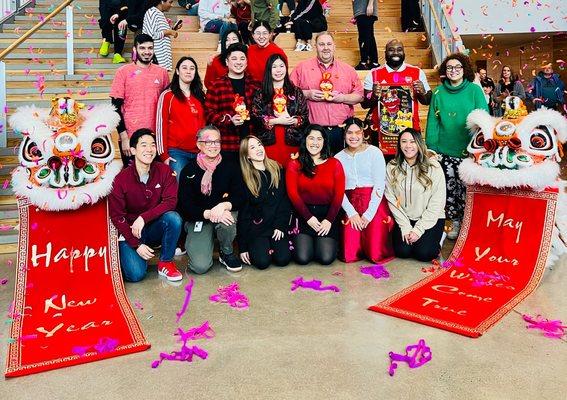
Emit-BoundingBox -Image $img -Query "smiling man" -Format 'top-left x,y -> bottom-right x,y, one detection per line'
290,32 -> 364,155
109,128 -> 183,282
110,34 -> 170,167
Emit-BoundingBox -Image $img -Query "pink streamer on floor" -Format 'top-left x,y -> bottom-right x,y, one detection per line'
468,268 -> 510,287
176,278 -> 195,323
152,322 -> 214,369
209,282 -> 249,309
522,314 -> 566,339
360,264 -> 390,280
388,339 -> 432,376
290,277 -> 340,293
72,337 -> 119,357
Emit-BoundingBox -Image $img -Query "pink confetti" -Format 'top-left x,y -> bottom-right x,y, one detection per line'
290,277 -> 340,293
152,321 -> 213,369
31,222 -> 38,230
133,300 -> 144,310
176,278 -> 194,324
468,268 -> 510,287
94,124 -> 107,132
360,264 -> 390,280
0,225 -> 13,231
530,27 -> 536,32
209,282 -> 249,309
522,314 -> 566,339
0,278 -> 7,285
388,339 -> 432,376
19,334 -> 38,341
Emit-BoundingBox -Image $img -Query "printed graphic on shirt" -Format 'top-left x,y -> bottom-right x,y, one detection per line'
374,84 -> 414,155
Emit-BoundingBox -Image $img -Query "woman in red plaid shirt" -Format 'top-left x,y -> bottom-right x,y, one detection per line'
204,43 -> 260,163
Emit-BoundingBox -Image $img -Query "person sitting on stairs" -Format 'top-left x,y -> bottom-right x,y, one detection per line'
98,0 -> 128,63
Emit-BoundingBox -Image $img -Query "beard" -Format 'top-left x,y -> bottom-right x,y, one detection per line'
386,54 -> 405,69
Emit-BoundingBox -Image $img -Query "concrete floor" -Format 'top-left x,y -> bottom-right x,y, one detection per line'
0,246 -> 566,400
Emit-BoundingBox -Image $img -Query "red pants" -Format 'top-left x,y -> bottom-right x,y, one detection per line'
340,187 -> 395,264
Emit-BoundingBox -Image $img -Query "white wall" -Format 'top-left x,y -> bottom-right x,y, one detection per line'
445,0 -> 567,35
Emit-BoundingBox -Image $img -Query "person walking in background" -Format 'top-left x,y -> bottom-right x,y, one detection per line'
425,53 -> 488,240
352,0 -> 379,70
177,126 -> 246,274
493,65 -> 526,116
204,28 -> 242,89
142,0 -> 181,71
290,32 -> 363,154
286,0 -> 327,51
385,128 -> 446,262
528,63 -> 566,112
247,20 -> 288,82
251,54 -> 309,166
286,125 -> 345,265
110,34 -> 170,167
98,0 -> 128,64
335,117 -> 394,264
238,136 -> 293,269
109,129 -> 183,282
156,56 -> 206,178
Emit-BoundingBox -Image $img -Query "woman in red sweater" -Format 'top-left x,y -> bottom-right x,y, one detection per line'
156,56 -> 206,178
204,28 -> 242,89
247,20 -> 288,83
286,125 -> 345,265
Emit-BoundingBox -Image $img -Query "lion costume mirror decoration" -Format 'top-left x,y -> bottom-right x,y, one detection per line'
9,97 -> 122,211
459,96 -> 567,265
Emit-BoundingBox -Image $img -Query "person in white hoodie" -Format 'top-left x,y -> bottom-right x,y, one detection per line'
199,0 -> 237,50
385,128 -> 446,262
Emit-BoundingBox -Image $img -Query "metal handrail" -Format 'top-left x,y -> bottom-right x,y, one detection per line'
0,0 -> 74,60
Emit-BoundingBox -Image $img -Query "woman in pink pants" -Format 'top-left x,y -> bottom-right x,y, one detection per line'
335,117 -> 395,264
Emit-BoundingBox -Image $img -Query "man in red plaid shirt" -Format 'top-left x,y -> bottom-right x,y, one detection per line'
205,43 -> 260,163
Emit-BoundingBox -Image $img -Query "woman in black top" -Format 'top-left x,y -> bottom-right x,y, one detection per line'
177,125 -> 246,274
238,135 -> 292,269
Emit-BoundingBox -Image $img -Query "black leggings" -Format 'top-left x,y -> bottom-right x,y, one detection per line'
292,17 -> 326,41
237,21 -> 252,44
355,15 -> 378,65
392,218 -> 445,262
248,235 -> 292,270
293,233 -> 338,265
100,20 -> 126,55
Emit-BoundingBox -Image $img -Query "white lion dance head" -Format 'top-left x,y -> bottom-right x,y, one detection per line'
9,97 -> 122,211
459,96 -> 567,266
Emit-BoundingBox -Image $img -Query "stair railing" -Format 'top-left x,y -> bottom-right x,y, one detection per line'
0,0 -> 34,26
421,0 -> 467,66
0,0 -> 75,147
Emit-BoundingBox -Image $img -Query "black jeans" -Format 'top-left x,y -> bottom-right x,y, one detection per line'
248,235 -> 292,270
392,218 -> 445,262
100,19 -> 126,54
355,15 -> 378,65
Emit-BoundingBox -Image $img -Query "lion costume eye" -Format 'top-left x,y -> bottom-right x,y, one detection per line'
529,127 -> 554,152
22,137 -> 43,162
470,129 -> 485,149
90,136 -> 112,159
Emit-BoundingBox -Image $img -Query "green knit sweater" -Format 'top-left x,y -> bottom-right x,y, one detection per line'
425,80 -> 489,158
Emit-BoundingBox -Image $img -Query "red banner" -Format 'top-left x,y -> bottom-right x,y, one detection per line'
370,185 -> 557,337
5,199 -> 150,377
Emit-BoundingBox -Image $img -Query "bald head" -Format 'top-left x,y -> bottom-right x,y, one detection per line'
385,40 -> 405,69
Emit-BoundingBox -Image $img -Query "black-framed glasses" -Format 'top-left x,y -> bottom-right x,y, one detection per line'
446,65 -> 463,72
198,140 -> 222,147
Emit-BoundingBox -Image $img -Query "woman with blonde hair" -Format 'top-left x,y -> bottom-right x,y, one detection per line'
385,128 -> 446,262
238,135 -> 292,269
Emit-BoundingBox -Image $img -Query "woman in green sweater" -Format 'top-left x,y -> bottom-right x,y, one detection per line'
425,53 -> 488,240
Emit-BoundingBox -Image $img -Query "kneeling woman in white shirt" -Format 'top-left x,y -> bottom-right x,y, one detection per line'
335,118 -> 395,264
385,128 -> 446,262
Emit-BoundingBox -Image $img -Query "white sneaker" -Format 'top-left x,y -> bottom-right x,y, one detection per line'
175,247 -> 186,256
447,220 -> 461,240
294,43 -> 306,51
439,231 -> 447,247
305,43 -> 312,51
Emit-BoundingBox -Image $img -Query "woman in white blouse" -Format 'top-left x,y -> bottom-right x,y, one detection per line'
335,117 -> 395,264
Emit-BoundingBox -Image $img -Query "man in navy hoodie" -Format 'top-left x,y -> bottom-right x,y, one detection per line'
528,64 -> 565,112
109,128 -> 183,282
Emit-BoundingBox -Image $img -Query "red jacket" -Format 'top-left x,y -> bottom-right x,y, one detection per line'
109,162 -> 178,248
204,74 -> 260,152
204,55 -> 227,90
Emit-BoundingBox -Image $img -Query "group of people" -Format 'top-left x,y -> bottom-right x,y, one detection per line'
108,28 -> 481,283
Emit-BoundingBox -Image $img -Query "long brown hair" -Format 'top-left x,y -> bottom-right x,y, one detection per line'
239,136 -> 281,197
389,128 -> 434,189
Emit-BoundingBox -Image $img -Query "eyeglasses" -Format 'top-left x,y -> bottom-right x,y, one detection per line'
198,140 -> 221,147
446,65 -> 463,72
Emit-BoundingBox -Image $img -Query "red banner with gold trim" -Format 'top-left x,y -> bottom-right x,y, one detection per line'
369,185 -> 557,337
5,199 -> 150,377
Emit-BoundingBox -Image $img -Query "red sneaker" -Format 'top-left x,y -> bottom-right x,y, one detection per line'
158,261 -> 183,282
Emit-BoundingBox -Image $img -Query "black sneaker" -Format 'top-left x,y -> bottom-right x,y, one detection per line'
370,62 -> 380,69
354,62 -> 369,70
219,251 -> 242,272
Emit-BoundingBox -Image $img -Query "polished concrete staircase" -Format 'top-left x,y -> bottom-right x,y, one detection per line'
0,0 -> 435,254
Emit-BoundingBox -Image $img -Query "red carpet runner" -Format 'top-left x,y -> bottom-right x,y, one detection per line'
369,185 -> 558,337
5,199 -> 150,377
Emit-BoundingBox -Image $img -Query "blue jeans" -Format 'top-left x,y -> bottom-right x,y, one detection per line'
168,148 -> 197,181
186,4 -> 198,16
119,211 -> 182,282
204,19 -> 237,39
